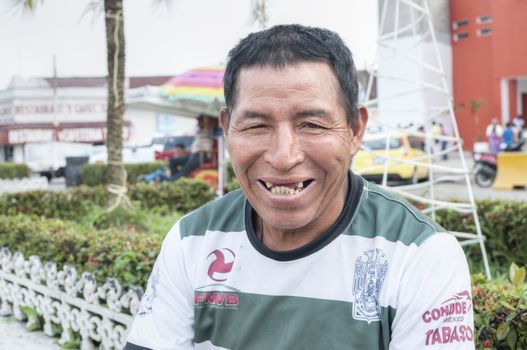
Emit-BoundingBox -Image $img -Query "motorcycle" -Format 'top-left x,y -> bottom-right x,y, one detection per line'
472,152 -> 497,188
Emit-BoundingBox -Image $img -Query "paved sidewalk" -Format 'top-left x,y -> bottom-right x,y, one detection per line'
0,316 -> 62,350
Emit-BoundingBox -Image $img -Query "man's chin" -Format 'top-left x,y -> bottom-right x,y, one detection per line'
258,212 -> 315,233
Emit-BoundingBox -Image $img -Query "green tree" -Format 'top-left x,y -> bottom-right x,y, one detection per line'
457,98 -> 486,142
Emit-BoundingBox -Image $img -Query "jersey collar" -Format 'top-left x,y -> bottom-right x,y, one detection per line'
244,171 -> 363,261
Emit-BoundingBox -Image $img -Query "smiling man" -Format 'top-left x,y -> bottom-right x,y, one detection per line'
125,25 -> 474,350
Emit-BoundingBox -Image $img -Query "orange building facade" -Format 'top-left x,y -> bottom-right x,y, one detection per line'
450,0 -> 527,148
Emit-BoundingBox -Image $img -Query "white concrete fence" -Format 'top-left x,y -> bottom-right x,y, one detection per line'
0,248 -> 142,349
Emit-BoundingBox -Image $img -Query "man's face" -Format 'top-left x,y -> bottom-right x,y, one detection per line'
221,62 -> 367,237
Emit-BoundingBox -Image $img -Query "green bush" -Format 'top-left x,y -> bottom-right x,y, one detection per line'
0,179 -> 216,219
129,178 -> 216,214
0,163 -> 31,179
81,162 -> 164,186
0,214 -> 162,288
0,187 -> 106,220
472,264 -> 527,349
435,199 -> 527,273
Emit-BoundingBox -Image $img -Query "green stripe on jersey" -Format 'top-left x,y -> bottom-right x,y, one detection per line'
194,291 -> 395,350
180,190 -> 246,238
344,180 -> 443,246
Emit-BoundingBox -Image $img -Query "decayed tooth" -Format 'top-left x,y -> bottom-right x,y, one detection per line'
265,181 -> 273,189
294,189 -> 300,195
271,187 -> 277,194
297,181 -> 303,189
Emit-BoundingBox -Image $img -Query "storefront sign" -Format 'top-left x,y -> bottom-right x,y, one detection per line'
0,102 -> 107,116
4,124 -> 130,144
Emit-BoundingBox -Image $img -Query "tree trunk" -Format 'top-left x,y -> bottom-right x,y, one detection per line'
104,0 -> 126,206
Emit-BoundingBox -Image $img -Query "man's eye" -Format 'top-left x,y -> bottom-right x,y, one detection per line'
247,124 -> 266,130
303,123 -> 323,129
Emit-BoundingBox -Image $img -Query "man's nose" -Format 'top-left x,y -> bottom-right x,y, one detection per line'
263,125 -> 304,171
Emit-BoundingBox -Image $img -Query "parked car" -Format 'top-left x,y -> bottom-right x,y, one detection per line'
352,132 -> 429,184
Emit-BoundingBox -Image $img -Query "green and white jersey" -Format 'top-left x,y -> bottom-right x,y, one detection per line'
126,173 -> 474,350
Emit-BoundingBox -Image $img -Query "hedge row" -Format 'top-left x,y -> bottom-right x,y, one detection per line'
0,214 -> 161,288
0,163 -> 31,179
81,162 -> 165,186
0,178 -> 216,219
435,199 -> 527,272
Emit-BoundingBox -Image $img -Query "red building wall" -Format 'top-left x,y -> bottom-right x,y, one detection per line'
450,0 -> 527,148
490,0 -> 527,78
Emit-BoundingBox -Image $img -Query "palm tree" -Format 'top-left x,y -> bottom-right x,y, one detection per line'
103,0 -> 128,210
251,0 -> 269,30
15,0 -> 128,209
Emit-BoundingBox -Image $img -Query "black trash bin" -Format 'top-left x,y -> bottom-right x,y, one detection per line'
65,156 -> 89,187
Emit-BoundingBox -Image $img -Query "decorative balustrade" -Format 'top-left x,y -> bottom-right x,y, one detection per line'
0,247 -> 143,349
0,177 -> 49,194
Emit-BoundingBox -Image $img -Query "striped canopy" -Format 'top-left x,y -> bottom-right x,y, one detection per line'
161,65 -> 225,110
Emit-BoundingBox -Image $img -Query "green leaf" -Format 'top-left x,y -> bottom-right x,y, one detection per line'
506,312 -> 518,323
26,318 -> 42,332
20,306 -> 38,318
500,300 -> 516,311
507,328 -> 517,350
509,263 -> 519,283
512,267 -> 526,286
496,321 -> 510,340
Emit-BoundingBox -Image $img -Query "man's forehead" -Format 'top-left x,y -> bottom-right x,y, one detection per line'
236,61 -> 336,80
233,62 -> 341,100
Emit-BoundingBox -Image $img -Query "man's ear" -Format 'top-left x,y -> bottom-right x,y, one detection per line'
350,105 -> 369,156
220,108 -> 230,137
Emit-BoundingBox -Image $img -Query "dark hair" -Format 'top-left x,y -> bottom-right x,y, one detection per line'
223,24 -> 359,125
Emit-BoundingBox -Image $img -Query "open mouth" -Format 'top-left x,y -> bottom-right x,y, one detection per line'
259,179 -> 313,196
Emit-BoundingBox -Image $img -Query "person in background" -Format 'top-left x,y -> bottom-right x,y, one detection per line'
485,118 -> 503,154
167,115 -> 215,181
431,121 -> 442,157
512,115 -> 525,140
501,122 -> 517,151
439,123 -> 449,160
140,143 -> 188,183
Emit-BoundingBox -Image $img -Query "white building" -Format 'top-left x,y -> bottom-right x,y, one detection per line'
0,75 -> 197,166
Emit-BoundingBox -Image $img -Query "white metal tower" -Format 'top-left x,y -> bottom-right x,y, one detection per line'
360,0 -> 491,278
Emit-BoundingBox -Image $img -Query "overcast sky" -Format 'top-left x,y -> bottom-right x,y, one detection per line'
0,0 -> 378,89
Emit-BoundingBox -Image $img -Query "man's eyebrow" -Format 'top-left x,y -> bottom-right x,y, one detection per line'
241,111 -> 270,119
294,109 -> 328,118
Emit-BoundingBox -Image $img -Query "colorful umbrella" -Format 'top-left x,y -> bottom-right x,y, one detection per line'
161,65 -> 225,117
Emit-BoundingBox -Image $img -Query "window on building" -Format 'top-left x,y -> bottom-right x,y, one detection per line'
453,32 -> 469,42
476,15 -> 492,24
477,28 -> 492,37
3,146 -> 14,162
452,19 -> 469,30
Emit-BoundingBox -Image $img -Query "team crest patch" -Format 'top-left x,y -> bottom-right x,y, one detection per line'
352,248 -> 389,323
138,266 -> 160,317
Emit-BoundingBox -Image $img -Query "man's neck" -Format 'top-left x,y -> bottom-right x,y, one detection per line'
256,187 -> 348,252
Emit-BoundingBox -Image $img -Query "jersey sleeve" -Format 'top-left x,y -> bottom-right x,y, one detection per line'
125,221 -> 195,350
389,233 -> 475,350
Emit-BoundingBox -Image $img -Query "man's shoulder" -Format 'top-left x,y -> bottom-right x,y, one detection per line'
348,179 -> 444,247
178,189 -> 246,239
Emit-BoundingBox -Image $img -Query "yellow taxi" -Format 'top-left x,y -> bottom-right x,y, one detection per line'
352,132 -> 429,184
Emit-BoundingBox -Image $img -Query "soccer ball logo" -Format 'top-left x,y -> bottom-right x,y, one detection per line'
207,248 -> 236,282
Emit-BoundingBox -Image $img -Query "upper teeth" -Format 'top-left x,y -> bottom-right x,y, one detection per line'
265,181 -> 305,196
